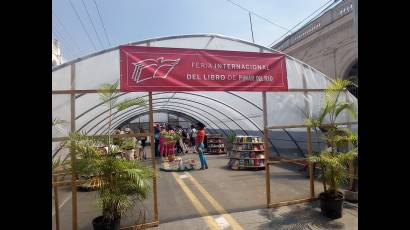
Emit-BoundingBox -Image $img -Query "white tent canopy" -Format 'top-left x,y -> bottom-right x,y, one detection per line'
52,34 -> 357,158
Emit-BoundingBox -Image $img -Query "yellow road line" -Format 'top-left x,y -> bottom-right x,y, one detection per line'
171,172 -> 220,229
185,172 -> 245,230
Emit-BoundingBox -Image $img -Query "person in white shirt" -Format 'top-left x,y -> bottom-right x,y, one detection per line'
190,125 -> 197,147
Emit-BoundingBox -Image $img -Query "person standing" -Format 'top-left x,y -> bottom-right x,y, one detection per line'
187,127 -> 192,145
154,124 -> 160,157
190,125 -> 197,147
124,128 -> 137,160
159,127 -> 167,160
139,128 -> 147,159
167,126 -> 176,156
195,122 -> 208,170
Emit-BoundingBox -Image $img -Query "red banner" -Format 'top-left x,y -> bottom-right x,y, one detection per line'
120,45 -> 287,92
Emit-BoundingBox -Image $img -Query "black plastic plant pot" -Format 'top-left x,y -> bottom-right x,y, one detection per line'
319,191 -> 344,219
92,216 -> 120,230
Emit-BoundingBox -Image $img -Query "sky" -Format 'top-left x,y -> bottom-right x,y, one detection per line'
52,0 -> 335,61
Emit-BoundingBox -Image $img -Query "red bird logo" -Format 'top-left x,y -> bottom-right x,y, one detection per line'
131,57 -> 180,83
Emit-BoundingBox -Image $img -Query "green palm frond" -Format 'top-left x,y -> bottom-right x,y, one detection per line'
337,128 -> 357,143
52,153 -> 71,169
318,102 -> 333,125
99,81 -> 119,93
99,81 -> 119,107
52,118 -> 66,127
309,148 -> 358,193
336,149 -> 358,163
325,79 -> 350,100
310,78 -> 356,128
335,102 -> 357,120
326,79 -> 350,91
98,192 -> 131,220
308,78 -> 358,195
116,97 -> 146,111
350,133 -> 358,147
324,79 -> 351,121
304,118 -> 314,127
68,131 -> 154,221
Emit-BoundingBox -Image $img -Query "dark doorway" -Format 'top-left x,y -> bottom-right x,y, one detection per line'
345,61 -> 358,98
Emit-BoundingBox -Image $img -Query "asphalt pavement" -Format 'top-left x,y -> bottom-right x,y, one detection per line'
52,149 -> 356,230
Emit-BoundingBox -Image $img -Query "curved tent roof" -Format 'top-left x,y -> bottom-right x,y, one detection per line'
52,34 -> 357,157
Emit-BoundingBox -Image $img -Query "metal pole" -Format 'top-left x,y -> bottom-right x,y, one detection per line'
262,92 -> 271,206
149,92 -> 159,222
249,12 -> 255,43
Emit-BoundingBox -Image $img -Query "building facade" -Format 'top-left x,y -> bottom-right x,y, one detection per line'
272,0 -> 357,96
52,39 -> 64,67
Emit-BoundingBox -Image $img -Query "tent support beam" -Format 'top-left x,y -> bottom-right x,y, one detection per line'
92,101 -> 231,137
117,110 -> 201,130
103,106 -> 227,137
70,64 -> 78,230
52,88 -> 344,94
97,106 -> 220,136
77,95 -> 247,135
262,92 -> 271,207
148,92 -> 159,223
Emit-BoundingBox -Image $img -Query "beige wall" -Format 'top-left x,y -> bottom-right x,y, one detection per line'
281,13 -> 357,79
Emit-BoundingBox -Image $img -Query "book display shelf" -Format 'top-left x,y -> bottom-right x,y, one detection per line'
205,134 -> 226,155
227,136 -> 265,170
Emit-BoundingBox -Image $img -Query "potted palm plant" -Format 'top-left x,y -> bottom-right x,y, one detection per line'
306,79 -> 358,219
64,81 -> 151,229
69,132 -> 154,230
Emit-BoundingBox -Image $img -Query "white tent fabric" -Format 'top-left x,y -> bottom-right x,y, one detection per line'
52,34 -> 357,157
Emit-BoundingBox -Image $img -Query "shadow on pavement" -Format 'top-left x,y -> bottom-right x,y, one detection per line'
256,201 -> 347,230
